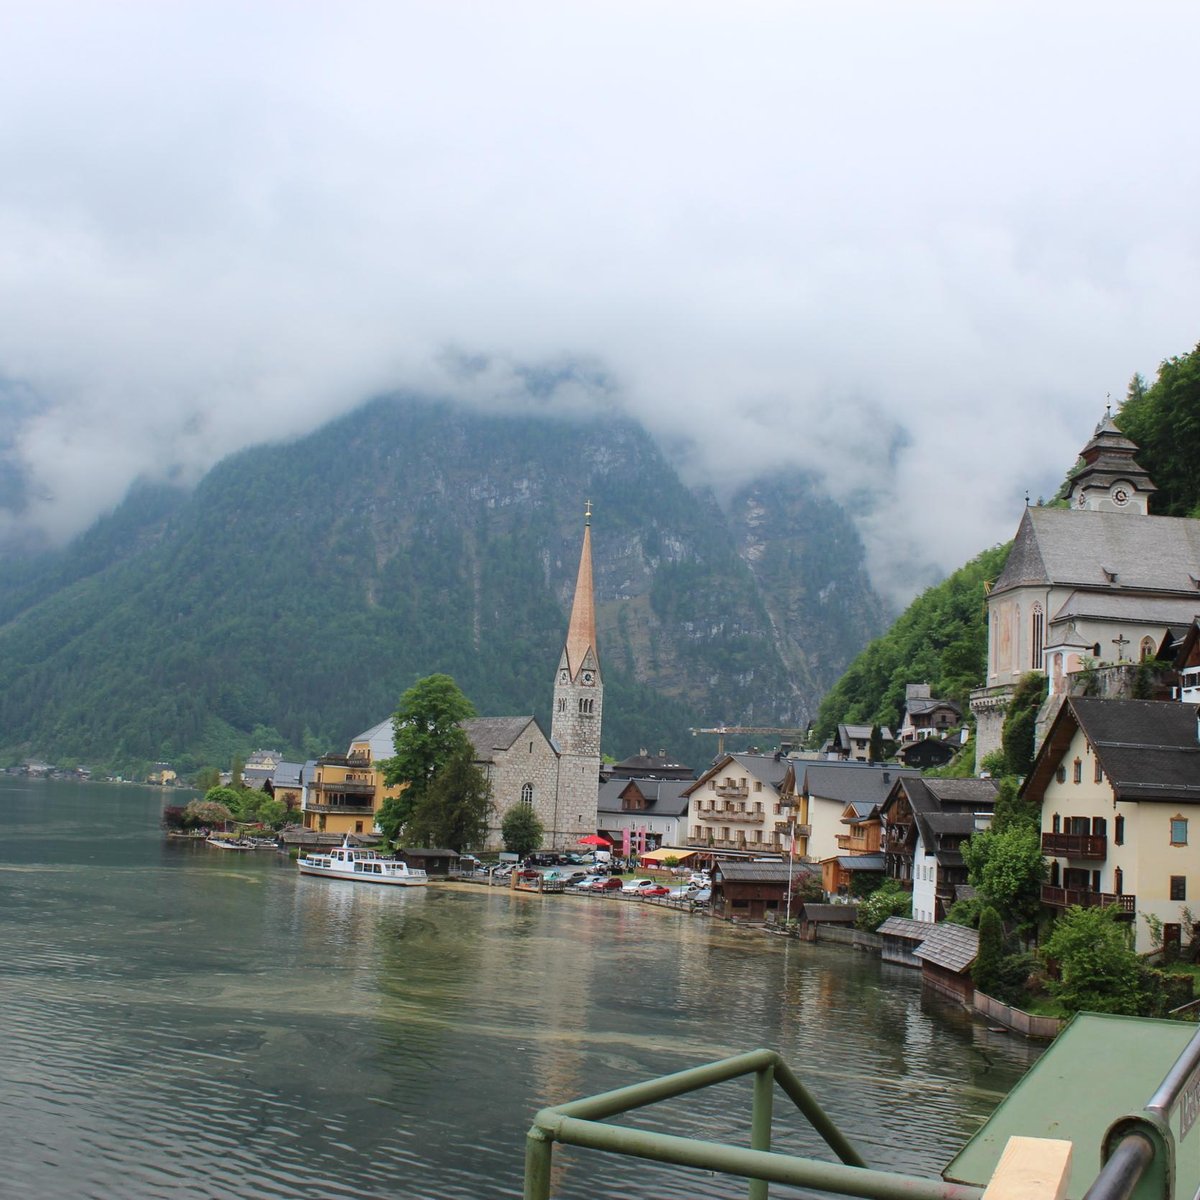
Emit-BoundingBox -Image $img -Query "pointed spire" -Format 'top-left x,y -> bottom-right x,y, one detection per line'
564,504 -> 597,677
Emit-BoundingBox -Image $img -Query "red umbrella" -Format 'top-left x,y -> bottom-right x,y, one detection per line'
577,834 -> 612,846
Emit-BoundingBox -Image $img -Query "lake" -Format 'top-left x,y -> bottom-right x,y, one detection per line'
0,778 -> 1038,1198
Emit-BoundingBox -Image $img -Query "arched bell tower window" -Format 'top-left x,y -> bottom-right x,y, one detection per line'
521,783 -> 534,807
1140,636 -> 1156,661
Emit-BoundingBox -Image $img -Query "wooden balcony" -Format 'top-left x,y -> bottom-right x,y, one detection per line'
715,782 -> 750,798
1041,884 -> 1135,914
774,821 -> 811,837
1041,832 -> 1107,860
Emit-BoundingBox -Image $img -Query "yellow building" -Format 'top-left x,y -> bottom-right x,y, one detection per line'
1025,696 -> 1200,953
299,719 -> 406,837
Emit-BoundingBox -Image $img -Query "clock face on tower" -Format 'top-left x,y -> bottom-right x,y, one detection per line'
1111,485 -> 1130,506
581,671 -> 595,686
559,670 -> 569,684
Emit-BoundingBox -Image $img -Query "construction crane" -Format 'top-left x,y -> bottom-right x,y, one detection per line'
689,726 -> 809,757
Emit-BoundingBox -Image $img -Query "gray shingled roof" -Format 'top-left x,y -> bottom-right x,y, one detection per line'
1050,592 -> 1200,626
905,697 -> 962,718
924,779 -> 999,806
877,917 -> 936,940
836,853 -> 885,870
802,762 -> 919,805
463,716 -> 541,762
597,777 -> 690,817
715,861 -> 796,883
272,761 -> 303,788
992,507 -> 1200,596
1048,698 -> 1200,804
913,923 -> 979,974
799,903 -> 858,923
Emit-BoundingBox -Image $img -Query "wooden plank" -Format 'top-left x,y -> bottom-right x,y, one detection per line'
981,1136 -> 1072,1200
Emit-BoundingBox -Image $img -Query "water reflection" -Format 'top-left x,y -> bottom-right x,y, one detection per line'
0,779 -> 1040,1199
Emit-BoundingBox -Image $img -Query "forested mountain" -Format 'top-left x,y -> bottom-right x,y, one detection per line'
814,338 -> 1200,740
0,395 -> 887,774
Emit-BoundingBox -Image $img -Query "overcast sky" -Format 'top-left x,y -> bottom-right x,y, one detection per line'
2,2 -> 1198,602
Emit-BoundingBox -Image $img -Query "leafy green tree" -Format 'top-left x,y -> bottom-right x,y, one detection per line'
203,785 -> 245,814
992,775 -> 1041,834
501,806 -> 544,858
237,791 -> 287,829
854,880 -> 911,931
380,674 -> 476,837
405,745 -> 493,852
1043,905 -> 1143,1015
962,824 -> 1045,933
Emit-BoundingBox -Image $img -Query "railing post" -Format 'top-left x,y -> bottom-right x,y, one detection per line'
749,1062 -> 774,1200
524,1124 -> 554,1200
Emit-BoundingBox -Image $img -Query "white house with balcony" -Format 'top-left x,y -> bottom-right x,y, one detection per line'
684,753 -> 792,856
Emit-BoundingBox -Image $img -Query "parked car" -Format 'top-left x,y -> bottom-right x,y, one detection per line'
640,884 -> 670,897
590,877 -> 624,891
621,878 -> 659,895
690,887 -> 712,905
569,874 -> 605,890
668,884 -> 700,900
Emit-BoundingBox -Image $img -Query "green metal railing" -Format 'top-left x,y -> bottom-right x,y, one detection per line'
523,1048 -> 985,1200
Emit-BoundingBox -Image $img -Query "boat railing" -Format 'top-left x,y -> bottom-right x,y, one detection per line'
524,1027 -> 1200,1200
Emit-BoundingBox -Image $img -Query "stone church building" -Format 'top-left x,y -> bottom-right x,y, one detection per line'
972,412 -> 1200,765
338,511 -> 603,850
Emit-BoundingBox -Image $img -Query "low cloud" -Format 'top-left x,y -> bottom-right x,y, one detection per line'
1,2 -> 1197,603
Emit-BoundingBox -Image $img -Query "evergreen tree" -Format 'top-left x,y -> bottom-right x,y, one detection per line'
406,745 -> 493,852
974,906 -> 1004,996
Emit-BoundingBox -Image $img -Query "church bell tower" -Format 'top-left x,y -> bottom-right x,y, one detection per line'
550,503 -> 602,843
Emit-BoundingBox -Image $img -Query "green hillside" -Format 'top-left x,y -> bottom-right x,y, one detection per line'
0,395 -> 886,775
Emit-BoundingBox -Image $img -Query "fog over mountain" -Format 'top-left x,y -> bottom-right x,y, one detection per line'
2,3 -> 1199,602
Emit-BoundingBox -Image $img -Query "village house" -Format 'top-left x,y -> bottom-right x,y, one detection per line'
880,777 -> 998,922
825,724 -> 894,762
1023,696 -> 1200,953
897,684 -> 962,743
685,752 -> 792,856
604,748 -> 694,782
795,761 -> 919,866
597,776 -> 690,852
710,860 -> 816,921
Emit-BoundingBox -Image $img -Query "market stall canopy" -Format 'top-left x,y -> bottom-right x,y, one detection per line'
639,847 -> 696,864
577,835 -> 612,846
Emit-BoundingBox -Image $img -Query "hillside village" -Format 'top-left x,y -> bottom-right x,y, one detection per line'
25,406 -> 1199,1022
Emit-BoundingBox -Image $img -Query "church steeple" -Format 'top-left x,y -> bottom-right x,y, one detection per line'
1066,408 -> 1156,514
563,500 -> 597,679
551,505 -> 602,778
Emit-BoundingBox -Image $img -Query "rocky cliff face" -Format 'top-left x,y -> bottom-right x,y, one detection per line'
0,395 -> 888,771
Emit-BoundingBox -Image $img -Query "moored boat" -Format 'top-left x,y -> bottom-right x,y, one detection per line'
206,836 -> 255,850
297,840 -> 429,886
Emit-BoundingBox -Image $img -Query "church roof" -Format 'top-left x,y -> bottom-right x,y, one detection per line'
1050,591 -> 1200,627
563,518 -> 597,677
992,507 -> 1200,597
463,716 -> 543,761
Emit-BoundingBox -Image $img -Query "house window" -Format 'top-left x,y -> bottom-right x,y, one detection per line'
1094,758 -> 1103,784
1092,817 -> 1107,837
521,783 -> 534,807
1172,817 -> 1189,846
1115,815 -> 1125,846
1073,759 -> 1082,784
1114,866 -> 1123,895
1056,765 -> 1066,784
754,781 -> 762,792
1052,813 -> 1061,834
1171,876 -> 1188,901
1031,604 -> 1044,669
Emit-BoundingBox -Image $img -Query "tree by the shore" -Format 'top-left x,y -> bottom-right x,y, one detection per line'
501,806 -> 544,858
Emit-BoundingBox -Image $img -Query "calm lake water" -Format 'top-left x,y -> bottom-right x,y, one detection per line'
0,778 -> 1040,1199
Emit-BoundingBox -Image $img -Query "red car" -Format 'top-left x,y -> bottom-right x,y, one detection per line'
640,884 -> 670,897
590,877 -> 624,891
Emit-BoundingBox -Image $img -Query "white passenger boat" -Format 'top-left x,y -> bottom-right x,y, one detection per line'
297,841 -> 429,886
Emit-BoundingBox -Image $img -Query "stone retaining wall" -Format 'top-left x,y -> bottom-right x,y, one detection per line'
973,990 -> 1063,1039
